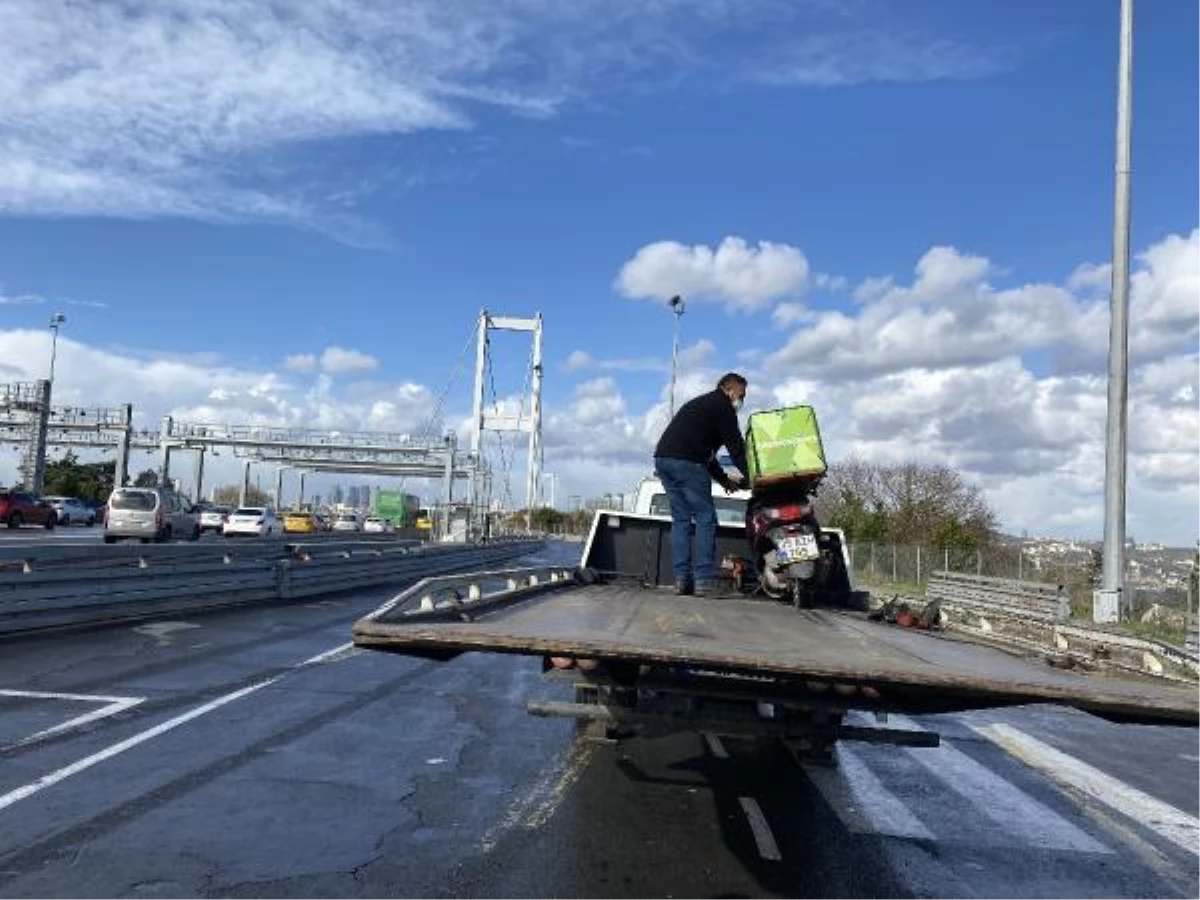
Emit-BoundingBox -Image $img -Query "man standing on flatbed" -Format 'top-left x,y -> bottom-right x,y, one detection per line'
654,372 -> 750,597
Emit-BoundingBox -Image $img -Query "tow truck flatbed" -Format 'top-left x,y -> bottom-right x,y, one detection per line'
352,573 -> 1198,726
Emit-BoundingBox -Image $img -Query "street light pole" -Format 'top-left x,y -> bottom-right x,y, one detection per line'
1096,0 -> 1135,624
48,312 -> 66,387
667,295 -> 685,419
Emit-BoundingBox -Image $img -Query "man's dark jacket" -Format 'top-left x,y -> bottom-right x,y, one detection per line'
654,389 -> 749,489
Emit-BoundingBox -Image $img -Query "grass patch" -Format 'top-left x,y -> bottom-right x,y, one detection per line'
1106,619 -> 1189,648
853,575 -> 926,598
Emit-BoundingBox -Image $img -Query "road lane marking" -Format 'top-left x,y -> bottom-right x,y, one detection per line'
738,796 -> 782,861
133,622 -> 200,644
479,739 -> 596,852
0,689 -> 145,750
703,732 -> 730,759
889,715 -> 1111,854
977,722 -> 1200,857
0,677 -> 280,812
0,639 -> 358,814
300,641 -> 357,666
809,746 -> 936,841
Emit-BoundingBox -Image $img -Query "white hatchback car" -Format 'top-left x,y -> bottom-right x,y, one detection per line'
43,496 -> 97,526
222,507 -> 278,537
332,513 -> 362,532
362,516 -> 394,534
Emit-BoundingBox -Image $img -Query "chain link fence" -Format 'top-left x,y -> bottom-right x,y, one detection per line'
847,542 -> 1191,630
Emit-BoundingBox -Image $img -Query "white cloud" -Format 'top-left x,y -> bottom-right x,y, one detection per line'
0,329 -> 442,497
766,229 -> 1199,380
771,302 -> 815,327
319,346 -> 379,374
616,236 -> 810,311
1067,261 -> 1112,294
559,340 -> 714,411
284,353 -> 317,373
0,1 -> 1018,234
565,228 -> 1198,544
751,31 -> 1018,88
814,272 -> 849,293
563,350 -> 594,372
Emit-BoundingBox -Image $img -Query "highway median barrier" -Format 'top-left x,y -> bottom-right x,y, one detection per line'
0,537 -> 545,636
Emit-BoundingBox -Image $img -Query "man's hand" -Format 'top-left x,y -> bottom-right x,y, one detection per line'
727,471 -> 746,486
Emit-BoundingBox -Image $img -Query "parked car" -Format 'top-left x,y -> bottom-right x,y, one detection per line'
103,487 -> 200,543
198,505 -> 232,534
0,490 -> 57,529
332,512 -> 362,532
362,516 -> 394,534
223,507 -> 278,537
283,511 -> 317,534
43,496 -> 97,526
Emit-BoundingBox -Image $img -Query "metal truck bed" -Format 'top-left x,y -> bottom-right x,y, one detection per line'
352,573 -> 1198,725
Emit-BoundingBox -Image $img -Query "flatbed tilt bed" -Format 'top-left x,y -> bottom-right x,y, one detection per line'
352,570 -> 1198,727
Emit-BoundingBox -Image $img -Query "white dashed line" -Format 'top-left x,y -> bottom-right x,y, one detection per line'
977,722 -> 1200,857
738,796 -> 782,861
300,641 -> 358,666
703,732 -> 730,759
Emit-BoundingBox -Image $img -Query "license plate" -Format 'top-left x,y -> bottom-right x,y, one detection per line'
776,534 -> 819,563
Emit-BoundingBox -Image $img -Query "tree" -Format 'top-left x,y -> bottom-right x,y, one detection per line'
133,469 -> 159,488
42,452 -> 116,502
814,456 -> 997,547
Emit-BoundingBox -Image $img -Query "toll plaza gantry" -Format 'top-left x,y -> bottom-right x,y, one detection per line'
158,419 -> 473,512
1,380 -> 479,530
2,308 -> 541,538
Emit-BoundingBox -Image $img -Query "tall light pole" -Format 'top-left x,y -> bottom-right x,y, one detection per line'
48,312 -> 66,386
667,295 -> 685,419
541,472 -> 557,510
1096,0 -> 1135,625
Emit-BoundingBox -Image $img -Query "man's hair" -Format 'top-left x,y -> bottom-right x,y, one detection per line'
717,372 -> 748,391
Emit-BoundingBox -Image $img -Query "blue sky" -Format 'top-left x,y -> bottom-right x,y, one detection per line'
0,0 -> 1196,543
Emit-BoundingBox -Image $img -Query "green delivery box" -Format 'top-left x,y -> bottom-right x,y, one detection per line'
744,405 -> 827,488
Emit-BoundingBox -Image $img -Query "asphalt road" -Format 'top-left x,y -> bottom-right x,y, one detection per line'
0,541 -> 1196,898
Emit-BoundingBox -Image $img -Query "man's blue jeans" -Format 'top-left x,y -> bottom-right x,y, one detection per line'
654,457 -> 718,584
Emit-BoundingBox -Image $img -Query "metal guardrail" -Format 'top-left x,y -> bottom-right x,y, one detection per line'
0,538 -> 545,636
923,571 -> 1197,682
927,570 -> 1069,623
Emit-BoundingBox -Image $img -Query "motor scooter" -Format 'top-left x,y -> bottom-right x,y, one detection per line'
744,476 -> 826,606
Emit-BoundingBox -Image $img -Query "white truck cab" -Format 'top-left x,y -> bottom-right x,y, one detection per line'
629,475 -> 751,526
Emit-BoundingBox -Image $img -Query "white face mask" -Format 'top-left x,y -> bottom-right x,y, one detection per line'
731,397 -> 744,412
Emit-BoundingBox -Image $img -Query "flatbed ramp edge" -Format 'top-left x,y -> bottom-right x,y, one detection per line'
351,571 -> 1199,726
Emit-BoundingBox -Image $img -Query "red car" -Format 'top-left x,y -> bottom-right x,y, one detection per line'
0,490 -> 58,529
